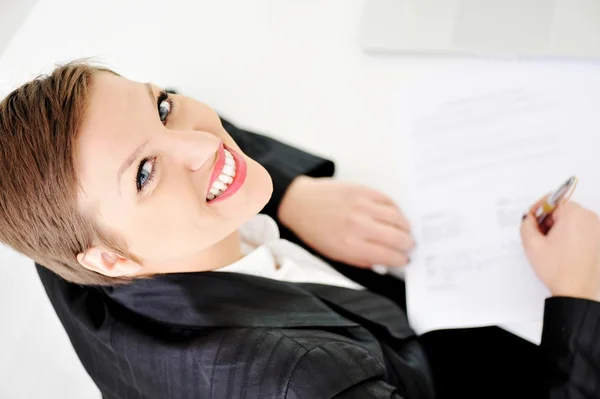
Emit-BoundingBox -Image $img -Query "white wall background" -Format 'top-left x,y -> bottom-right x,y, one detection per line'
0,0 -> 38,57
1,1 -> 598,398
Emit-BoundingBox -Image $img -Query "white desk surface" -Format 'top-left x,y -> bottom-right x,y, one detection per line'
1,1 -> 599,397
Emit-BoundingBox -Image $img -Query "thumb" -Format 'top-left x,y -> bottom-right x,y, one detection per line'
520,213 -> 545,256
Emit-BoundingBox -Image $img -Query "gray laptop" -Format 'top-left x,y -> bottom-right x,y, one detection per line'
359,0 -> 600,58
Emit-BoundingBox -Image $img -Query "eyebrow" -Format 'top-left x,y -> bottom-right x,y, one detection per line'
144,82 -> 155,105
117,139 -> 149,193
116,83 -> 156,194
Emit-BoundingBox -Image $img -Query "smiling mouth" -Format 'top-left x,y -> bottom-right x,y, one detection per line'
207,148 -> 236,201
206,143 -> 247,204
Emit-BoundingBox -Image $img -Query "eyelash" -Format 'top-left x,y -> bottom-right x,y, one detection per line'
134,90 -> 174,194
136,156 -> 158,193
157,91 -> 175,125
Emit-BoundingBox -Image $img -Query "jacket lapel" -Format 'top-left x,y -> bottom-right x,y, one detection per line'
102,272 -> 358,330
300,283 -> 415,341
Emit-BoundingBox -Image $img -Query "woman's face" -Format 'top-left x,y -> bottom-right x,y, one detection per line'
75,72 -> 272,277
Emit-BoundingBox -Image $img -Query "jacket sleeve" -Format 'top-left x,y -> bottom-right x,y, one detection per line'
540,297 -> 600,398
285,341 -> 405,399
328,381 -> 404,399
219,117 -> 335,220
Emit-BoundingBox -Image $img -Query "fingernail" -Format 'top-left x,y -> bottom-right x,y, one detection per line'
522,214 -> 527,222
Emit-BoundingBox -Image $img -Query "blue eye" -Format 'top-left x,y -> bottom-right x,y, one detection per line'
157,91 -> 172,124
136,157 -> 156,193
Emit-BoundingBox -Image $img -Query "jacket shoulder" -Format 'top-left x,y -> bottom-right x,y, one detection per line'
205,328 -> 387,399
108,325 -> 320,399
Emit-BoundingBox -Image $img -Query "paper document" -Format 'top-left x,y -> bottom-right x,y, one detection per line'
391,67 -> 600,344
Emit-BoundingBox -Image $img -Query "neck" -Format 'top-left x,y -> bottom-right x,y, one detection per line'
202,229 -> 244,271
144,230 -> 244,275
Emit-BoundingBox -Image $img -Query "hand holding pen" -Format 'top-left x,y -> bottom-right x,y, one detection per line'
521,177 -> 600,301
533,176 -> 578,235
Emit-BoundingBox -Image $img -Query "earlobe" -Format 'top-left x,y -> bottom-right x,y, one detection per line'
77,247 -> 141,277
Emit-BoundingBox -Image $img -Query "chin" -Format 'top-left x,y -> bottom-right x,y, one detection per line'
215,155 -> 272,218
245,160 -> 273,215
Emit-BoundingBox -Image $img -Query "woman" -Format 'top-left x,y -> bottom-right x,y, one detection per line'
1,62 -> 599,399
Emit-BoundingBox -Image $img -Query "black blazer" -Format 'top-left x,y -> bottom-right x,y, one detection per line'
36,119 -> 600,398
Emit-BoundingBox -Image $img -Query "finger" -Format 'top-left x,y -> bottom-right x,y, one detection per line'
365,220 -> 415,251
528,193 -> 551,214
552,200 -> 581,221
370,202 -> 411,231
365,188 -> 397,207
520,213 -> 545,256
526,194 -> 579,231
352,239 -> 409,267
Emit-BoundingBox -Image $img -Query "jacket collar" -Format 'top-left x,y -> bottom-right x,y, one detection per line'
102,271 -> 359,330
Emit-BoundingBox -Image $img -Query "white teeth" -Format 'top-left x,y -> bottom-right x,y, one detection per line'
222,164 -> 235,176
207,148 -> 237,201
212,180 -> 227,191
219,174 -> 233,184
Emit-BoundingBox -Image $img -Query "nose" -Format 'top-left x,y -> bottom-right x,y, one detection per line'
166,130 -> 221,171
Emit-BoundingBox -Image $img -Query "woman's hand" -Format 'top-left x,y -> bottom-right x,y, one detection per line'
278,176 -> 415,268
521,199 -> 600,301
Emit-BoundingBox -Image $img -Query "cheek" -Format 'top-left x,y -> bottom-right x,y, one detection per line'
232,156 -> 273,215
105,156 -> 272,262
147,158 -> 271,256
113,181 -> 202,258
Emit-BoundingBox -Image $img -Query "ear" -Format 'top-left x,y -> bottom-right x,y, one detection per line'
77,246 -> 142,278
